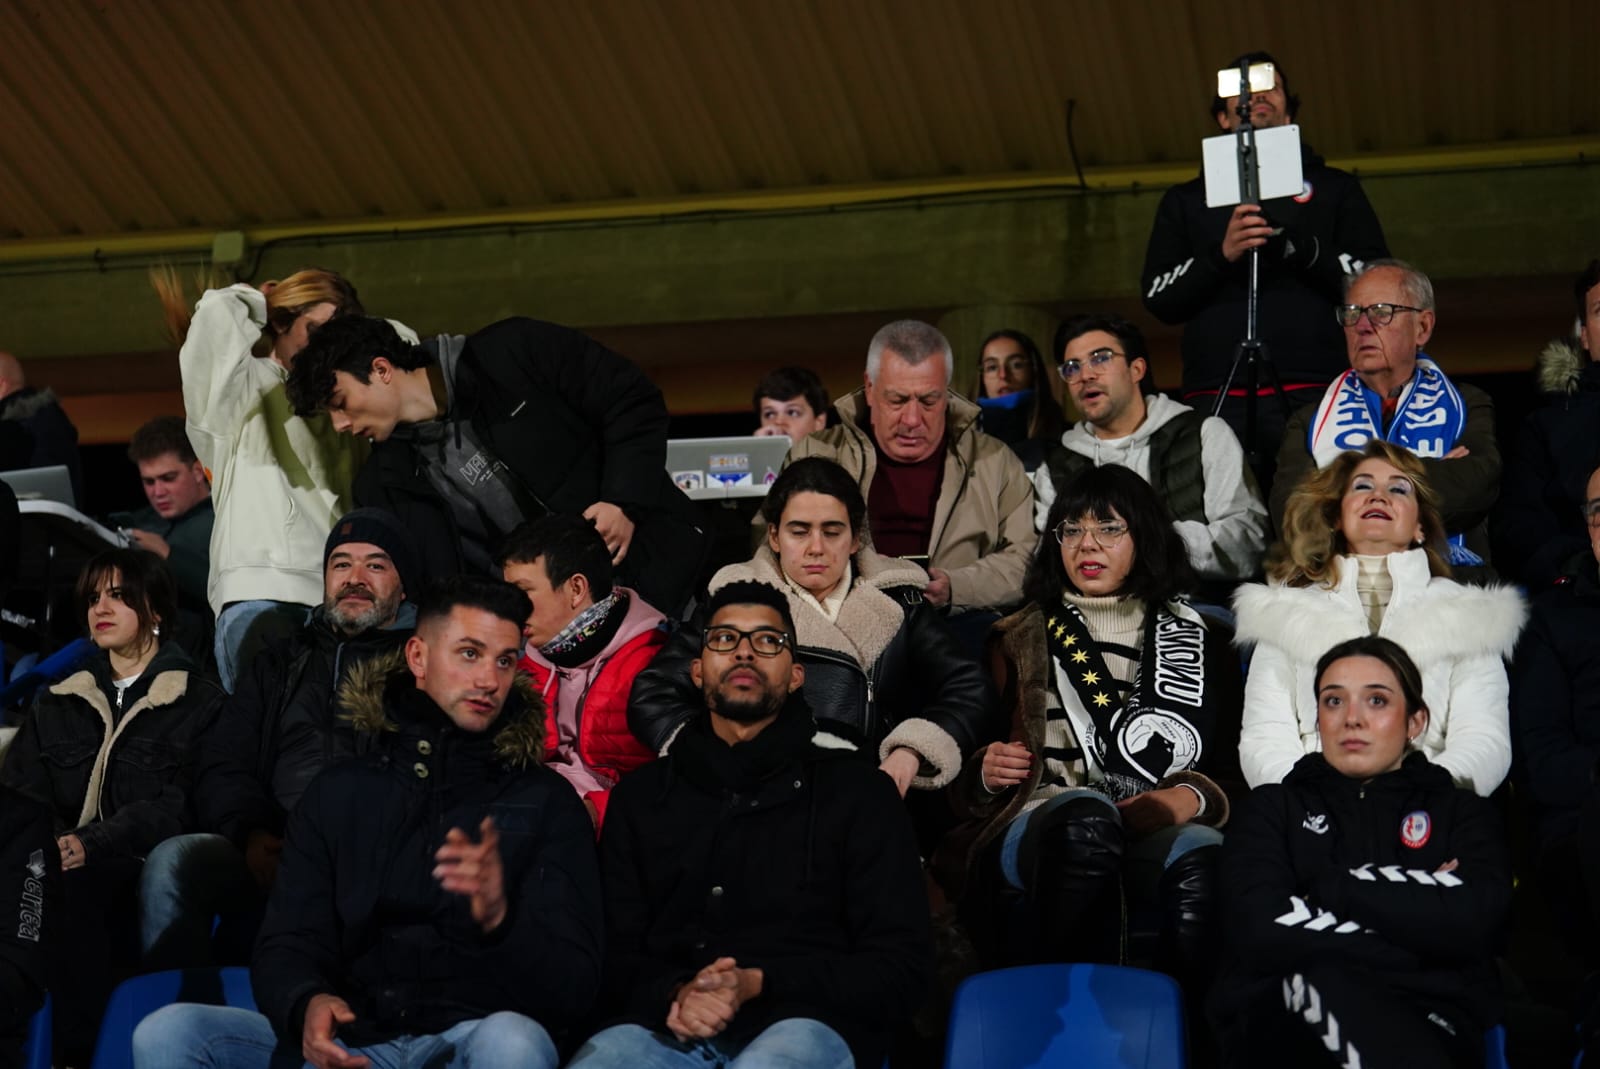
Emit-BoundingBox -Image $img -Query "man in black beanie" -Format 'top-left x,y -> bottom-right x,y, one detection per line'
136,507 -> 421,968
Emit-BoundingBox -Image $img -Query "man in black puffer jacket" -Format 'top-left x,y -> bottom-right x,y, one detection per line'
138,508 -> 420,968
570,582 -> 930,1069
1492,261 -> 1600,589
133,577 -> 601,1069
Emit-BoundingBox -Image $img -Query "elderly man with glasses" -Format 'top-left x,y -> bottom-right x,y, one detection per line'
1272,259 -> 1501,573
1034,313 -> 1268,588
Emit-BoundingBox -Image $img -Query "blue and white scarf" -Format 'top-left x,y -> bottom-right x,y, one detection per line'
1307,354 -> 1481,566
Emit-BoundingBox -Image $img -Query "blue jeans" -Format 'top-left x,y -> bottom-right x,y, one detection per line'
215,601 -> 309,693
133,1005 -> 557,1069
568,1020 -> 852,1069
138,834 -> 261,969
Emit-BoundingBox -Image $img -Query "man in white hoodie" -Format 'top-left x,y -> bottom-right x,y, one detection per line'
1033,313 -> 1267,584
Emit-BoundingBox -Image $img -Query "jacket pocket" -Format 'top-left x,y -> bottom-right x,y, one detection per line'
105,737 -> 186,808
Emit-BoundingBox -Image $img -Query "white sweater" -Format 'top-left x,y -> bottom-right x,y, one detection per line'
1232,548 -> 1525,797
180,284 -> 416,612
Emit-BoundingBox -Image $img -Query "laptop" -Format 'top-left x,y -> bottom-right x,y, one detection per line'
0,465 -> 76,509
666,437 -> 791,500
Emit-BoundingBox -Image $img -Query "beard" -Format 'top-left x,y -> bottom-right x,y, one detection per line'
325,584 -> 399,637
706,669 -> 786,724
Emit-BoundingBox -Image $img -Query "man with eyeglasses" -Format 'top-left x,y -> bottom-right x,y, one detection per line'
781,319 -> 1037,619
1273,259 -> 1500,571
1140,51 -> 1388,486
571,580 -> 931,1069
1035,313 -> 1267,585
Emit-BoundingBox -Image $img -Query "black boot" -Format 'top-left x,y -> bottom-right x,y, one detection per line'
1160,843 -> 1222,1068
1026,796 -> 1125,964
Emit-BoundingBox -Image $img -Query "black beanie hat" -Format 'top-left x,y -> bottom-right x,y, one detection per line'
323,508 -> 420,598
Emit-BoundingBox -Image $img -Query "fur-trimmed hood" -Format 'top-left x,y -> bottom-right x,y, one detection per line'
337,648 -> 545,769
1233,549 -> 1526,665
1536,336 -> 1589,396
710,545 -> 924,670
0,386 -> 63,423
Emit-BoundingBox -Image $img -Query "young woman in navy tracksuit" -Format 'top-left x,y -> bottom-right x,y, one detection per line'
1213,635 -> 1510,1069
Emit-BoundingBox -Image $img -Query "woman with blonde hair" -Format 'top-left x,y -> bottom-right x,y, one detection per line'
154,268 -> 415,690
1233,440 -> 1524,796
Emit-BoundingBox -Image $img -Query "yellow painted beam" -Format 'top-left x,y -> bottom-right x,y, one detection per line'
1,135 -> 1596,266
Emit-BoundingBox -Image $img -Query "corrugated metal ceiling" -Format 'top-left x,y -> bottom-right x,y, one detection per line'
0,0 -> 1594,241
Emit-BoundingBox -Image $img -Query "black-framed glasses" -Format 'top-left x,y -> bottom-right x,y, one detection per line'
1058,348 -> 1126,382
1053,521 -> 1129,549
1582,500 -> 1600,526
703,625 -> 791,657
1335,303 -> 1424,327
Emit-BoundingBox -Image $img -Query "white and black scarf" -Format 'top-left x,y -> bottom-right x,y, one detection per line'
1044,601 -> 1211,800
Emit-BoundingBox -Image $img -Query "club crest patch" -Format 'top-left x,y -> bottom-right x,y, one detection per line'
1293,180 -> 1314,204
1400,810 -> 1431,849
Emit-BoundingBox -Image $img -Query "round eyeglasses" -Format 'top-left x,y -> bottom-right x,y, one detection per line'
1052,521 -> 1129,549
1058,348 -> 1126,383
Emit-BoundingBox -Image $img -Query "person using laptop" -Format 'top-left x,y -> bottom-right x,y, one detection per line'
285,315 -> 708,616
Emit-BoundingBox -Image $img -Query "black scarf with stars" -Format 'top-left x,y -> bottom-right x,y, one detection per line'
1044,600 -> 1213,799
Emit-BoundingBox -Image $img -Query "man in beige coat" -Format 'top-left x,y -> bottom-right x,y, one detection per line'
783,320 -> 1036,618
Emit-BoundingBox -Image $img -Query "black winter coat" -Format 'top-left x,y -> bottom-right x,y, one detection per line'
1141,144 -> 1389,392
1215,752 -> 1509,1040
628,549 -> 994,790
1512,558 -> 1600,846
1492,339 -> 1600,589
0,387 -> 83,508
192,607 -> 414,847
352,318 -> 706,615
599,700 -> 932,1069
0,642 -> 221,860
251,659 -> 603,1048
0,784 -> 55,1069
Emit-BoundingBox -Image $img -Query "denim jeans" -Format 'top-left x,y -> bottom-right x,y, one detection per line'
138,833 -> 262,969
567,1020 -> 853,1069
214,600 -> 308,693
132,1005 -> 558,1069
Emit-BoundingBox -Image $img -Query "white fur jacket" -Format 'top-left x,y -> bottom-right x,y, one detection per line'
1232,549 -> 1526,797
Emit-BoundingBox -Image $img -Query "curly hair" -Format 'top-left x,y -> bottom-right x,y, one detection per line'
1268,440 -> 1451,588
284,315 -> 429,417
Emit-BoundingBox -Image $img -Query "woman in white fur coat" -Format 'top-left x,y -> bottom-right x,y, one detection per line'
1233,440 -> 1525,797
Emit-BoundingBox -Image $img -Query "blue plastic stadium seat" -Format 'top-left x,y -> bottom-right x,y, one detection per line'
21,995 -> 50,1069
945,963 -> 1187,1069
1484,1023 -> 1510,1069
91,967 -> 257,1069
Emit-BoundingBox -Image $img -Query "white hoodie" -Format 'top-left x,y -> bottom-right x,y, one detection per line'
1031,393 -> 1268,581
181,284 -> 417,613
